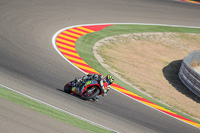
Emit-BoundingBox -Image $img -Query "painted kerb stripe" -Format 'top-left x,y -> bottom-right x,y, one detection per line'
53,23 -> 200,129
179,0 -> 200,4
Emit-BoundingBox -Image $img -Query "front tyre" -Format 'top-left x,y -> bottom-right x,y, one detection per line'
81,87 -> 100,100
64,82 -> 72,93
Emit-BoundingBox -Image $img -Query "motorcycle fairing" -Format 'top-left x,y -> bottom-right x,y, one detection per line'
82,80 -> 101,94
71,87 -> 77,95
84,80 -> 98,87
71,80 -> 100,95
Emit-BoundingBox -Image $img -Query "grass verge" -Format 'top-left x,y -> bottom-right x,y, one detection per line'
75,24 -> 200,124
0,86 -> 113,133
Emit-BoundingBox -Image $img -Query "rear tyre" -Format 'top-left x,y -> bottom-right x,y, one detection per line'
81,87 -> 100,100
64,83 -> 72,93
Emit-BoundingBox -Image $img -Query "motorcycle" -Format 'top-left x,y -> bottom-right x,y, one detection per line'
64,78 -> 108,101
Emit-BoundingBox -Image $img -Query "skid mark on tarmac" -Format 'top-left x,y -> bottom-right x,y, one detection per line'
52,24 -> 200,129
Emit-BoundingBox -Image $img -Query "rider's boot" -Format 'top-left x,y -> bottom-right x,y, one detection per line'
76,84 -> 84,95
71,79 -> 77,87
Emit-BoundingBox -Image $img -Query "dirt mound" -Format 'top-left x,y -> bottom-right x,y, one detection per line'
94,32 -> 200,119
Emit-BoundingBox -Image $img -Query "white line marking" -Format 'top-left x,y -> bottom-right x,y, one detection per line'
0,84 -> 118,133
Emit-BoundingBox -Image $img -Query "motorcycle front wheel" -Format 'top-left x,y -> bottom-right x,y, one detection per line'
81,87 -> 100,100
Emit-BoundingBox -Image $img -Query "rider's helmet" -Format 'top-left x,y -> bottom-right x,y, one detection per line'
104,74 -> 114,85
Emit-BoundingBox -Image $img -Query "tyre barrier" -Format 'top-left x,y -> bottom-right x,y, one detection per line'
179,50 -> 200,97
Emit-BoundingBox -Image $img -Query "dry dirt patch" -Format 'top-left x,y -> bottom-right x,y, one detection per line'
94,32 -> 200,119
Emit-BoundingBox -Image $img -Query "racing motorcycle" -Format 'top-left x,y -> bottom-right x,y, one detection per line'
64,78 -> 108,101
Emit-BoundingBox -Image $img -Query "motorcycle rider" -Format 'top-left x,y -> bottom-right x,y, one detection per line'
72,73 -> 114,97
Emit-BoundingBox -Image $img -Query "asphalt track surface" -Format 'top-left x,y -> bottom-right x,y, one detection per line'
0,0 -> 200,133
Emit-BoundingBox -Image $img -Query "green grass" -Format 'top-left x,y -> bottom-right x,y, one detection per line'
76,24 -> 200,124
0,86 -> 113,133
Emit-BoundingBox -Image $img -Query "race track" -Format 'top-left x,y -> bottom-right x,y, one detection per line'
0,0 -> 200,132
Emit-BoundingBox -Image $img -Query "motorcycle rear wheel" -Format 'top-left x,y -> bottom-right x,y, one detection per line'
64,82 -> 72,93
